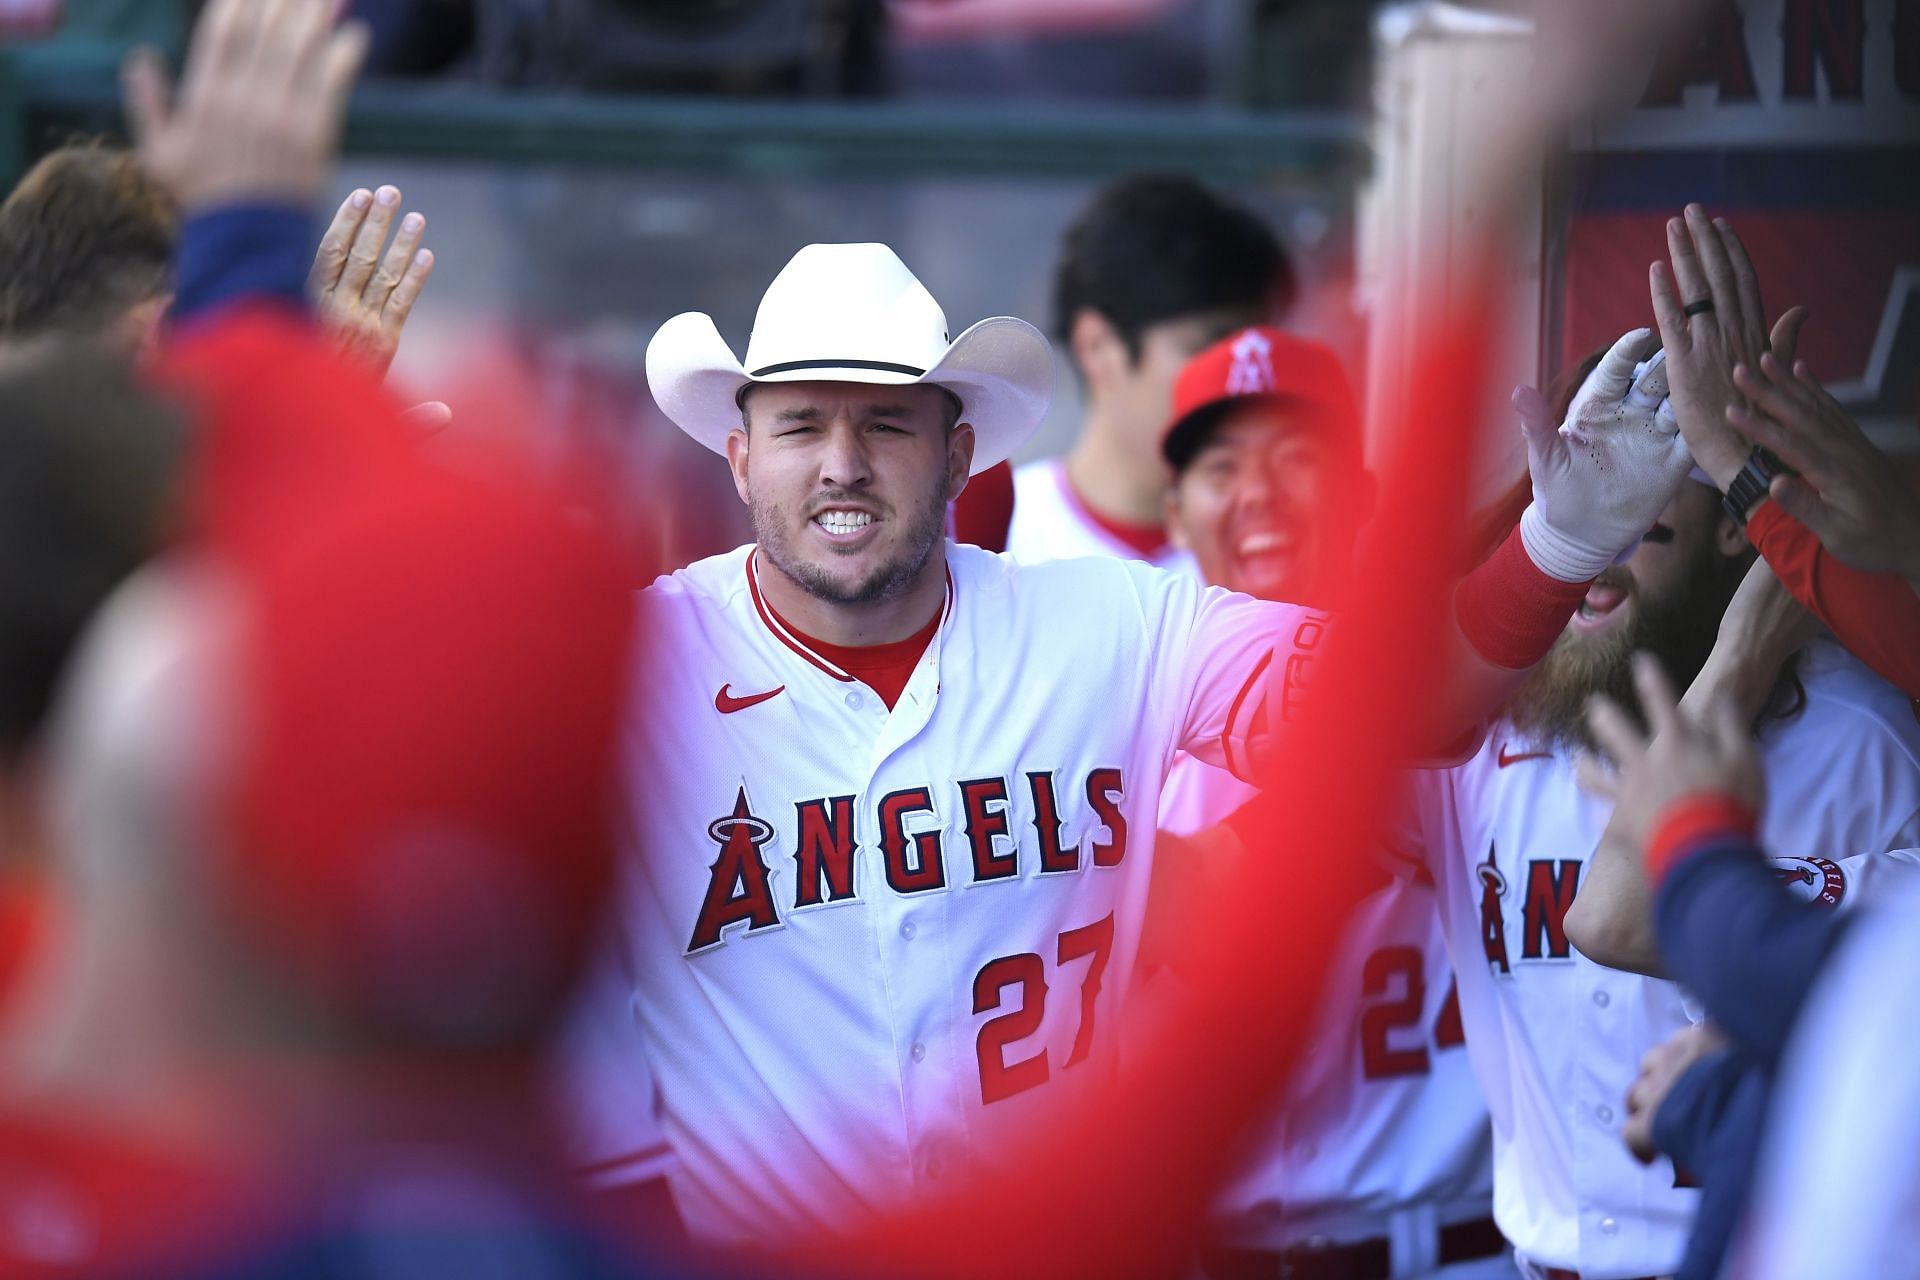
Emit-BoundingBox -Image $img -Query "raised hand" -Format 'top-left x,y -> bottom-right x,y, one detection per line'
1579,653 -> 1765,868
310,185 -> 436,377
121,0 -> 368,214
1514,328 -> 1692,583
1649,205 -> 1804,488
1727,355 -> 1920,583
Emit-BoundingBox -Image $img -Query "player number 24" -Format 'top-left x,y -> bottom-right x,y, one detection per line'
972,913 -> 1114,1105
1359,946 -> 1464,1079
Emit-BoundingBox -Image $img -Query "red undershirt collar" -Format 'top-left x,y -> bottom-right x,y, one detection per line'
1059,464 -> 1168,560
746,549 -> 948,710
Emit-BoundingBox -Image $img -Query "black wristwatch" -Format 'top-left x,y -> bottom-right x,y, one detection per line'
1723,446 -> 1793,524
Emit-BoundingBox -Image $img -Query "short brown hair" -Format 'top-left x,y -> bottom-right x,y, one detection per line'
0,341 -> 184,760
0,143 -> 178,341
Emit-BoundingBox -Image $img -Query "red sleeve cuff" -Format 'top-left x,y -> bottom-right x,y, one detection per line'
1645,792 -> 1758,887
1745,499 -> 1781,537
1453,526 -> 1592,670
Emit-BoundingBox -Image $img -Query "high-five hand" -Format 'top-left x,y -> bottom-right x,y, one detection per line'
121,0 -> 368,214
1649,205 -> 1804,489
310,185 -> 436,378
1514,329 -> 1692,583
1727,356 -> 1920,583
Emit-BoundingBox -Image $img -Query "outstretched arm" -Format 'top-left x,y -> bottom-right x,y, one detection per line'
1566,561 -> 1815,975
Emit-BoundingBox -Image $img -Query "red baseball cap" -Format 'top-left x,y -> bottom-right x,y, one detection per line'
1161,326 -> 1360,471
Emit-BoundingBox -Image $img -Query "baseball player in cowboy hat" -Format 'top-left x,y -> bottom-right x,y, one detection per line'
562,239 -> 1708,1247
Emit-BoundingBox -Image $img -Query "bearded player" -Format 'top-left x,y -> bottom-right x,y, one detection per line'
1147,326 -> 1504,1279
557,227 -> 1708,1248
1385,214 -> 1920,1278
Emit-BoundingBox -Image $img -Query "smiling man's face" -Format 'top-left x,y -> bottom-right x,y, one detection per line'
729,380 -> 970,608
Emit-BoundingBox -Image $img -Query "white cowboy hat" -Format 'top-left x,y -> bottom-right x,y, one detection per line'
645,243 -> 1053,475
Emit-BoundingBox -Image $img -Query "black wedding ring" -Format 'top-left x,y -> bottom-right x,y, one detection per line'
1682,298 -> 1715,317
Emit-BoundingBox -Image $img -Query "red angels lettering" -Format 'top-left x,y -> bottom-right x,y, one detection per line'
1640,0 -> 1758,106
793,794 -> 858,908
1478,849 -> 1511,975
1782,0 -> 1864,100
959,776 -> 1017,881
1028,771 -> 1077,874
1521,859 -> 1581,959
688,789 -> 782,953
1085,767 -> 1127,868
879,787 -> 946,894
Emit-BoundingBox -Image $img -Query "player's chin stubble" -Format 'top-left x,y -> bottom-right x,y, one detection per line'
752,480 -> 950,609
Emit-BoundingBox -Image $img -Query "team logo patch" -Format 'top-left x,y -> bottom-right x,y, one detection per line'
1225,328 -> 1276,395
1769,856 -> 1847,909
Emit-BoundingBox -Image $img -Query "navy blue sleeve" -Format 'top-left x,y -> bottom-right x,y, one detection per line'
1654,842 -> 1851,1064
171,204 -> 314,325
1649,1048 -> 1745,1182
1654,1052 -> 1770,1280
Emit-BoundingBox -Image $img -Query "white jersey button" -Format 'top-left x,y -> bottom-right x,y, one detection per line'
1592,989 -> 1611,1007
910,1042 -> 926,1063
1599,1216 -> 1619,1235
1596,1104 -> 1615,1125
844,690 -> 862,708
900,921 -> 917,941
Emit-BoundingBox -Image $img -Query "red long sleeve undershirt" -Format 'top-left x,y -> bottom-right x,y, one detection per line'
1746,501 -> 1920,699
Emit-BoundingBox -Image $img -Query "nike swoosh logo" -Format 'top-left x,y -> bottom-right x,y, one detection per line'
1497,745 -> 1552,768
716,683 -> 785,715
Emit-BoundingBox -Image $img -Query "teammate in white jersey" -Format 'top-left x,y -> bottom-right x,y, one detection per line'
1389,463 -> 1920,1278
576,236 -> 1703,1247
1001,176 -> 1290,566
1148,326 -> 1502,1279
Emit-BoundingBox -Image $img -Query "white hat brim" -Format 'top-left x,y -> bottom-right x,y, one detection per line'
645,312 -> 1052,476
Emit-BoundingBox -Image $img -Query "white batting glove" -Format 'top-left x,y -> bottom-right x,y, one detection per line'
1514,329 -> 1693,583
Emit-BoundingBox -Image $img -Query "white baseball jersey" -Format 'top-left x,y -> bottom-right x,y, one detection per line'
1394,638 -> 1920,1278
1161,757 -> 1496,1264
594,542 -> 1317,1244
1005,457 -> 1191,569
1730,884 -> 1920,1280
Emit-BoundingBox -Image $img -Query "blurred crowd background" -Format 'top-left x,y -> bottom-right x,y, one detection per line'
6,1 -> 1911,564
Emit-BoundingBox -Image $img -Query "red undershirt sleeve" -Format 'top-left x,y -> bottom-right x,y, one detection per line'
1746,502 -> 1920,699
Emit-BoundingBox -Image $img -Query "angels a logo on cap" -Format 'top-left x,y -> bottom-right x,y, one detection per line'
1225,328 -> 1278,396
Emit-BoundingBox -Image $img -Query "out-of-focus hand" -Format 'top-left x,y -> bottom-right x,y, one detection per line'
1513,329 -> 1692,582
1623,1020 -> 1730,1163
1727,355 -> 1920,583
1649,205 -> 1805,489
309,186 -> 436,378
1578,653 -> 1765,866
121,0 -> 368,214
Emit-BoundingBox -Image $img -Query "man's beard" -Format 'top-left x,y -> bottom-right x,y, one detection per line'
1506,545 -> 1751,753
752,479 -> 950,608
